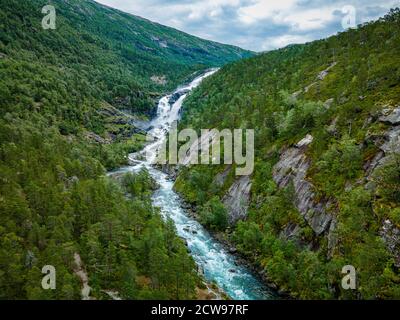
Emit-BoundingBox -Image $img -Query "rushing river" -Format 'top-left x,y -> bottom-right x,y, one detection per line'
109,70 -> 277,300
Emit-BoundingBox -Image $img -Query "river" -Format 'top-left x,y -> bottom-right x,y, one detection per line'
109,70 -> 277,300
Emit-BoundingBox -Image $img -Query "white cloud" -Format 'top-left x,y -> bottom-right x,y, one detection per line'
281,8 -> 336,31
237,0 -> 297,24
94,0 -> 400,51
238,1 -> 336,31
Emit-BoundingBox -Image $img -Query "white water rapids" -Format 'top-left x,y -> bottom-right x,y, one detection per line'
109,70 -> 277,300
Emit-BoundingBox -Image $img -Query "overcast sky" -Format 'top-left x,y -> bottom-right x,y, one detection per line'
95,0 -> 400,51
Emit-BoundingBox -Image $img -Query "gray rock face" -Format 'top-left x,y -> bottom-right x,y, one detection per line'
223,175 -> 252,225
380,220 -> 400,267
317,62 -> 337,81
273,134 -> 333,235
379,106 -> 400,125
381,126 -> 400,154
169,90 -> 190,105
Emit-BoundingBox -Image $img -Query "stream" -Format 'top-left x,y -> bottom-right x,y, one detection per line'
109,70 -> 277,300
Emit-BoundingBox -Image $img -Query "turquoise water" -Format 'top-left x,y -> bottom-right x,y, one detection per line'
110,71 -> 277,300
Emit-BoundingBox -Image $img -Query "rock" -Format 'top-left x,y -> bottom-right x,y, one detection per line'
380,220 -> 400,267
84,131 -> 111,144
295,134 -> 313,148
25,250 -> 36,268
317,71 -> 329,81
223,175 -> 252,225
213,165 -> 232,186
66,176 -> 79,189
278,289 -> 287,296
229,247 -> 237,254
102,290 -> 122,301
305,207 -> 333,236
373,107 -> 400,156
150,75 -> 167,86
291,90 -> 302,99
316,62 -> 337,81
365,124 -> 400,182
73,253 -> 94,300
345,181 -> 353,192
273,135 -> 333,235
280,223 -> 301,242
324,98 -> 334,109
379,106 -> 400,125
363,110 -> 400,264
162,164 -> 180,180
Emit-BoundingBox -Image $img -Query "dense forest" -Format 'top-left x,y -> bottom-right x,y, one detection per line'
176,9 -> 400,299
0,0 -> 250,299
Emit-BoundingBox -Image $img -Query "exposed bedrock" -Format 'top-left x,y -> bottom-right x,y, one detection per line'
223,175 -> 252,225
272,134 -> 333,236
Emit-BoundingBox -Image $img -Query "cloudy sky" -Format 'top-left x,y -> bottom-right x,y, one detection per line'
95,0 -> 400,51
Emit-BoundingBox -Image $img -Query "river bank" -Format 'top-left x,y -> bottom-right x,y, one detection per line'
161,169 -> 291,299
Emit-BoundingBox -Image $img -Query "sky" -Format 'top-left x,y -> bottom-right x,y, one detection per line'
95,0 -> 400,51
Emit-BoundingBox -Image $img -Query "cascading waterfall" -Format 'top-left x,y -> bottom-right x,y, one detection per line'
109,70 -> 277,300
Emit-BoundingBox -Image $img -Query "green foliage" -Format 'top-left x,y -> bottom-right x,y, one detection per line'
277,91 -> 326,140
79,172 -> 198,300
233,221 -> 263,256
0,0 -> 252,116
373,154 -> 400,203
199,197 -> 228,231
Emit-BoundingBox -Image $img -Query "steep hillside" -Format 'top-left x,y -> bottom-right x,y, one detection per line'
0,0 -> 251,299
175,8 -> 400,299
0,0 -> 252,120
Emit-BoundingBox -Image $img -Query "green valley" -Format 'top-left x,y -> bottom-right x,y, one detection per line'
0,0 -> 251,299
1,0 -> 400,302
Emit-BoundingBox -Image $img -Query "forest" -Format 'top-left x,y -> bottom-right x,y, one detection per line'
0,0 -> 250,299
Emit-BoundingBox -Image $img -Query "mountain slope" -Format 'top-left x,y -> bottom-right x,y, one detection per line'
0,0 -> 252,116
175,8 -> 400,299
0,0 -> 251,299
